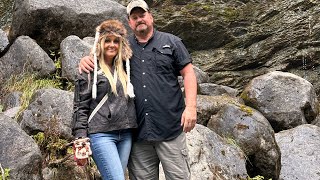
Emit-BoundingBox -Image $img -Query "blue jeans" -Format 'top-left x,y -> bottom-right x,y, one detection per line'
89,129 -> 132,180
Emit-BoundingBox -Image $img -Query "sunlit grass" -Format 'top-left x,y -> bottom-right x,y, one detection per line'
2,73 -> 63,117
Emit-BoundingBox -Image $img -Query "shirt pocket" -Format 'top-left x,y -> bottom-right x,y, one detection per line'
152,46 -> 174,74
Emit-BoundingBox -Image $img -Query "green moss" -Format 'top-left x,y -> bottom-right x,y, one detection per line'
0,168 -> 10,180
240,91 -> 250,101
239,104 -> 253,116
219,7 -> 240,21
183,3 -> 213,16
202,5 -> 212,12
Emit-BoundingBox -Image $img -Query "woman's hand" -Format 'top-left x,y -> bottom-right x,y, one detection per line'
73,137 -> 92,166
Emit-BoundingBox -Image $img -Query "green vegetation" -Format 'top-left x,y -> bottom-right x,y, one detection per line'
50,50 -> 75,92
240,91 -> 249,101
0,167 -> 10,180
239,104 -> 253,116
218,7 -> 240,21
247,175 -> 271,180
1,50 -> 74,117
0,0 -> 14,30
226,136 -> 238,147
32,117 -> 71,162
2,74 -> 63,118
182,2 -> 213,16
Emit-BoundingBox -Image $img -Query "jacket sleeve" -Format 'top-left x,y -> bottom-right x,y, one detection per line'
72,73 -> 92,139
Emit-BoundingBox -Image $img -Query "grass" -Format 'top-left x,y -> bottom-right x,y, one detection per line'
2,73 -> 63,118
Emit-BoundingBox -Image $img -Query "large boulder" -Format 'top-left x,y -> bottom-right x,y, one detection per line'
275,124 -> 320,180
241,71 -> 319,132
199,83 -> 239,97
196,95 -> 243,126
208,103 -> 281,179
18,88 -> 74,140
0,36 -> 56,84
186,124 -> 248,179
60,35 -> 92,82
9,0 -> 128,51
0,114 -> 42,180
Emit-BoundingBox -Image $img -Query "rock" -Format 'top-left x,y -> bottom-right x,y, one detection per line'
9,0 -> 128,51
18,88 -> 74,140
0,114 -> 42,180
196,95 -> 242,126
0,36 -> 56,84
186,124 -> 248,179
241,71 -> 318,132
208,103 -> 281,179
199,83 -> 239,97
3,91 -> 22,111
275,124 -> 320,180
0,28 -> 9,53
60,35 -> 92,82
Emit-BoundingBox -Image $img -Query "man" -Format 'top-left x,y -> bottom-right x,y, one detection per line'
79,0 -> 197,179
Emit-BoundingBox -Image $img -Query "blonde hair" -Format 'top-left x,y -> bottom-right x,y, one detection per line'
91,20 -> 134,98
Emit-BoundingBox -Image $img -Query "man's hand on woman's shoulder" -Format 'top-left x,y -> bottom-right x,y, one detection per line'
79,56 -> 94,74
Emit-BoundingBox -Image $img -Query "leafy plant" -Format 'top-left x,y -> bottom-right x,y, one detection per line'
32,117 -> 70,163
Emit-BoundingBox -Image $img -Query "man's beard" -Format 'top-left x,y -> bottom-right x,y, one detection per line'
135,24 -> 149,35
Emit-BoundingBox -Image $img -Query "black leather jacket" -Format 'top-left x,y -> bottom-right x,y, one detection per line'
72,69 -> 137,139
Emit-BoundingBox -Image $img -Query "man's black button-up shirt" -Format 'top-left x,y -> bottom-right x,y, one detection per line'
129,30 -> 191,141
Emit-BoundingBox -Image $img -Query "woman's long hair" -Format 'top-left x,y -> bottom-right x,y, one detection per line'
93,20 -> 133,97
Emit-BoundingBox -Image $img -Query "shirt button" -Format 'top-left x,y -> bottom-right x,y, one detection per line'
142,60 -> 145,62
146,113 -> 149,115
142,48 -> 144,50
143,85 -> 146,88
145,99 -> 147,101
142,72 -> 145,75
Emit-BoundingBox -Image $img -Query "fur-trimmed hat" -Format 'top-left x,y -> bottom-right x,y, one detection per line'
91,20 -> 135,99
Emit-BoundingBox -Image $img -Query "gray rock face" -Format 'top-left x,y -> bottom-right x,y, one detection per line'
3,91 -> 22,111
9,0 -> 128,51
241,71 -> 319,132
0,36 -> 56,84
0,29 -> 9,53
186,124 -> 248,179
0,114 -> 42,180
3,106 -> 20,118
312,115 -> 320,127
196,95 -> 242,126
275,124 -> 320,180
199,83 -> 239,97
18,88 -> 74,140
208,103 -> 281,179
193,66 -> 209,84
176,0 -> 320,95
60,35 -> 92,82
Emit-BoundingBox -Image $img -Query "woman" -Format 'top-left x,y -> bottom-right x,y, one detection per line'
72,19 -> 137,180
